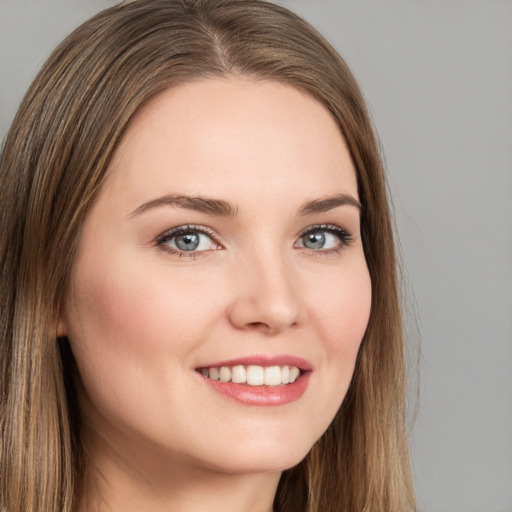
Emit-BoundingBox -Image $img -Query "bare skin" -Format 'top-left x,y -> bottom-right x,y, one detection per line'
60,77 -> 371,511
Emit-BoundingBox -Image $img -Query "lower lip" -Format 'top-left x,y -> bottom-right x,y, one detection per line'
201,372 -> 311,406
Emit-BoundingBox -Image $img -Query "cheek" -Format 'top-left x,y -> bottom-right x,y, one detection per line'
311,261 -> 372,350
62,254 -> 226,377
61,256 -> 212,434
65,264 -> 154,356
307,258 -> 372,396
62,261 -> 156,407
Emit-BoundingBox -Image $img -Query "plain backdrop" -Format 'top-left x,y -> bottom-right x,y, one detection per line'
1,1 -> 511,511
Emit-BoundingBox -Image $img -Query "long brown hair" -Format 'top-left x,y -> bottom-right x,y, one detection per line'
0,1 -> 416,510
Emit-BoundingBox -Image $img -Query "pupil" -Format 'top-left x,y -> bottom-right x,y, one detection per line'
304,231 -> 325,249
176,232 -> 200,251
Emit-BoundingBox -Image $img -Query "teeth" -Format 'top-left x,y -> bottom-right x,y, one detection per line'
231,365 -> 246,383
219,367 -> 231,382
281,365 -> 290,384
201,364 -> 302,387
289,366 -> 300,383
247,365 -> 264,385
264,366 -> 282,386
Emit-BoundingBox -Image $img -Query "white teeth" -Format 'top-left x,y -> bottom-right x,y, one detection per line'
247,365 -> 264,386
219,367 -> 231,382
209,367 -> 220,380
281,365 -> 290,384
264,366 -> 282,386
231,365 -> 246,383
288,366 -> 300,383
201,364 -> 302,387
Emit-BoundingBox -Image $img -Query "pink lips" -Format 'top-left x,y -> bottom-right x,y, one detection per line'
197,355 -> 312,406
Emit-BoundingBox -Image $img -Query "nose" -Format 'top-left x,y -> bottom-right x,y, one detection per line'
228,254 -> 303,336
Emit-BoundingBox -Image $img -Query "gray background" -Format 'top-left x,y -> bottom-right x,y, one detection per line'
1,1 -> 511,511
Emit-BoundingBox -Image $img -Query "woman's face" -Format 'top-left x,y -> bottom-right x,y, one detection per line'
59,78 -> 372,476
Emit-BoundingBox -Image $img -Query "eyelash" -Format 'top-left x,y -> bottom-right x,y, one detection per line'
296,224 -> 354,256
156,224 -> 221,258
155,223 -> 354,258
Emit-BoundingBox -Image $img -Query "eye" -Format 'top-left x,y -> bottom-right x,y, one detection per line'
156,225 -> 221,255
296,225 -> 353,252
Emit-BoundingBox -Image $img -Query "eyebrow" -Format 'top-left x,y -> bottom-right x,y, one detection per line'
297,193 -> 361,215
129,192 -> 360,218
129,194 -> 238,218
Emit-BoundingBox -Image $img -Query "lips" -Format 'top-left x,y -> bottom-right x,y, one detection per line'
196,356 -> 312,406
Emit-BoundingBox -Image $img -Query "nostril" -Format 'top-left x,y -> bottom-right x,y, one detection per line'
227,273 -> 303,333
247,322 -> 277,335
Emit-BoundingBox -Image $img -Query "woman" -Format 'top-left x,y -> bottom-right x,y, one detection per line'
0,0 -> 416,510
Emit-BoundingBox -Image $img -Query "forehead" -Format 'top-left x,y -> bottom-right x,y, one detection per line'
104,77 -> 357,210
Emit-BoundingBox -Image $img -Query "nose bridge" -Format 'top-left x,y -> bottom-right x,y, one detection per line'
229,244 -> 303,334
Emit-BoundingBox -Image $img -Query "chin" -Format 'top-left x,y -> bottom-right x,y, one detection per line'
190,429 -> 318,475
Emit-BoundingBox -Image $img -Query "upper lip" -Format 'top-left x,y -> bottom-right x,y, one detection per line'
196,354 -> 313,371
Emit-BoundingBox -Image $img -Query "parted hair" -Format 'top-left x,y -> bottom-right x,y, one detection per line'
0,1 -> 416,510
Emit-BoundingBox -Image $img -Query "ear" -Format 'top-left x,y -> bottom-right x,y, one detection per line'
56,309 -> 68,338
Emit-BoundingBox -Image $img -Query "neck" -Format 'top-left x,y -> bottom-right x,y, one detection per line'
78,426 -> 281,512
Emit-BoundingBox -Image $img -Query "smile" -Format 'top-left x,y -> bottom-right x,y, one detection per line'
198,365 -> 301,387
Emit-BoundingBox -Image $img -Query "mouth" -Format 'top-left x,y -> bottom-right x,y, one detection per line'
195,357 -> 311,406
197,364 -> 302,387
